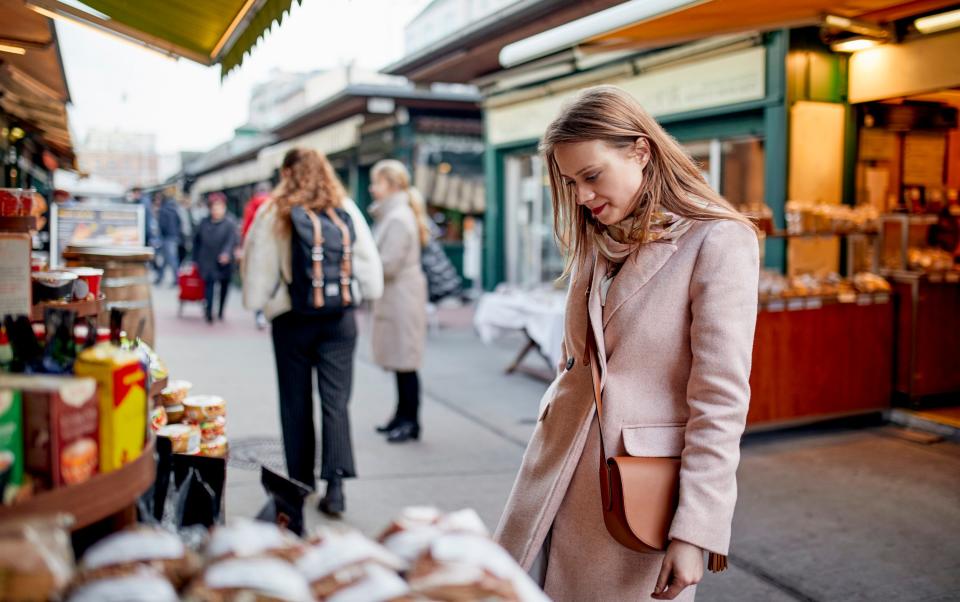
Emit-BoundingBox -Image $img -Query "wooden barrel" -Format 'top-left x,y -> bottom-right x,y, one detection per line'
63,246 -> 156,347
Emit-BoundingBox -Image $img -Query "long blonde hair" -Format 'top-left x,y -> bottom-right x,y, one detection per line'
372,159 -> 431,247
272,148 -> 346,233
541,85 -> 757,276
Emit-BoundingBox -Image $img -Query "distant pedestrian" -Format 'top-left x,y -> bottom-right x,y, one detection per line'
193,192 -> 239,323
368,160 -> 429,444
241,181 -> 273,329
154,189 -> 183,286
176,194 -> 194,265
242,148 -> 382,516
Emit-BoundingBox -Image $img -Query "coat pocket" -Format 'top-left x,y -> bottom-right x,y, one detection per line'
622,423 -> 686,458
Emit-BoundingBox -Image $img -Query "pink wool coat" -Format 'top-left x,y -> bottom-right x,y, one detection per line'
494,219 -> 759,601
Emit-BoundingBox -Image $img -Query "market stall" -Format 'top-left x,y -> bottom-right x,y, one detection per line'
474,286 -> 565,381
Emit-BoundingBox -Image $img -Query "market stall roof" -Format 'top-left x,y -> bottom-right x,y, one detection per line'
0,1 -> 74,163
53,169 -> 125,198
24,0 -> 303,76
273,83 -> 482,140
384,0 -> 627,83
500,0 -> 960,67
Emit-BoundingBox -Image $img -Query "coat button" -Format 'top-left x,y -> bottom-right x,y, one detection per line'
565,357 -> 575,371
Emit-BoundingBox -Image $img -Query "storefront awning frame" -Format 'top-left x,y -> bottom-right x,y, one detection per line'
499,0 -> 960,69
23,0 -> 302,76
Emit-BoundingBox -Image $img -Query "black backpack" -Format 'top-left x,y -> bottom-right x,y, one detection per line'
289,205 -> 357,314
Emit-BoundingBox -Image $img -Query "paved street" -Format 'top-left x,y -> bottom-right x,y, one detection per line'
151,283 -> 960,601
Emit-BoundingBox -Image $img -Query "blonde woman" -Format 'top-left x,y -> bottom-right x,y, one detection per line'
368,159 -> 430,443
243,148 -> 383,516
495,86 -> 759,601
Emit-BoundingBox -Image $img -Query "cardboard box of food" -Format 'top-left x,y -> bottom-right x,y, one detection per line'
1,375 -> 99,489
0,387 -> 24,504
74,344 -> 146,473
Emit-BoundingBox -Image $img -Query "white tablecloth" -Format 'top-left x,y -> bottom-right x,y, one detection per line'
473,288 -> 567,368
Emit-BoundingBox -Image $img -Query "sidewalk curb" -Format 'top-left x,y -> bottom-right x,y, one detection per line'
886,409 -> 960,443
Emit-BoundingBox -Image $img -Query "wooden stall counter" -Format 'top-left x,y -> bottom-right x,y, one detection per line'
748,295 -> 894,427
890,272 -> 960,404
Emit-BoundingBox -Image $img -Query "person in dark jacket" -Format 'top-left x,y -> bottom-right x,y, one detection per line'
154,192 -> 183,286
193,193 -> 239,323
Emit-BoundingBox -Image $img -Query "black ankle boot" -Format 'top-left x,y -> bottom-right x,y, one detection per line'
386,422 -> 420,443
375,417 -> 401,434
318,477 -> 344,516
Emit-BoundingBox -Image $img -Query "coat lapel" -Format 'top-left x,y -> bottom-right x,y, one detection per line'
602,241 -> 678,328
587,252 -> 608,388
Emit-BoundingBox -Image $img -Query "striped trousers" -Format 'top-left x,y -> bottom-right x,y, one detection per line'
271,309 -> 357,488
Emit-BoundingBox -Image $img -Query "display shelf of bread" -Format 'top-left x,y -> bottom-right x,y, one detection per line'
3,508 -> 550,601
784,201 -> 880,235
758,270 -> 892,311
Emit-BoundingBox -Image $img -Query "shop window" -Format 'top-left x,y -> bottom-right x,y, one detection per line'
681,136 -> 765,209
505,153 -> 564,288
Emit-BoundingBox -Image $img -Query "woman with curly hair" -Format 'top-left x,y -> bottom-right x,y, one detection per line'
243,148 -> 383,516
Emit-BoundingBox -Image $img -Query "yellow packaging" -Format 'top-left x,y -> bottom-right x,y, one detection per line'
74,343 -> 147,473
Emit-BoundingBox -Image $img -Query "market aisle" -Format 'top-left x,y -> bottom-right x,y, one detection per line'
150,285 -> 527,536
149,283 -> 960,601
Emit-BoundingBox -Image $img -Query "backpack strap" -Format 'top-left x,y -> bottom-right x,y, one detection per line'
303,208 -> 325,309
325,208 -> 353,305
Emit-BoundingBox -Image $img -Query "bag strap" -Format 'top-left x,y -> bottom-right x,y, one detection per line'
582,255 -> 728,573
303,208 -> 325,309
584,308 -> 607,462
325,207 -> 353,305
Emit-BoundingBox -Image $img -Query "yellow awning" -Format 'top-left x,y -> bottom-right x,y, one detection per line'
0,2 -> 74,164
585,0 -> 958,52
23,0 -> 303,76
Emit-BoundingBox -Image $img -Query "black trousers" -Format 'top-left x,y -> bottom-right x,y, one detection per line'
271,310 -> 357,489
204,277 -> 231,319
395,371 -> 420,425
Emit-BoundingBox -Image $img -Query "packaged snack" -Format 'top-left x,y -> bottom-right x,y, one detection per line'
183,395 -> 226,422
31,271 -> 77,302
67,567 -> 178,602
186,557 -> 312,602
4,375 -> 100,489
199,436 -> 228,458
150,406 -> 168,432
74,343 -> 147,473
156,424 -> 200,454
205,519 -> 304,562
61,267 -> 103,300
158,380 -> 192,407
196,416 -> 226,442
165,404 -> 185,424
0,514 -> 74,602
79,527 -> 199,587
0,387 -> 24,503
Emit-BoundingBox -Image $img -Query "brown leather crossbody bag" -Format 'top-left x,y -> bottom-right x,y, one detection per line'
583,308 -> 727,573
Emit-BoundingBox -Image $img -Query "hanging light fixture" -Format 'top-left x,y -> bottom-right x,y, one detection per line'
914,8 -> 960,34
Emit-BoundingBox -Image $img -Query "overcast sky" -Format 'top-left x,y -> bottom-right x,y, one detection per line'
58,0 -> 432,155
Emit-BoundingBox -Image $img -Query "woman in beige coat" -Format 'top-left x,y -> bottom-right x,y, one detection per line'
368,160 -> 430,443
495,86 -> 759,601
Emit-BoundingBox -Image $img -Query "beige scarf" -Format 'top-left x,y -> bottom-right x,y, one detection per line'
593,209 -> 695,263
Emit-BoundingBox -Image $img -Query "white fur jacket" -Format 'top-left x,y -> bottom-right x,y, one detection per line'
241,198 -> 384,320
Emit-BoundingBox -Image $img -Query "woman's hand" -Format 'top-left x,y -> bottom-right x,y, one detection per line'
651,539 -> 703,600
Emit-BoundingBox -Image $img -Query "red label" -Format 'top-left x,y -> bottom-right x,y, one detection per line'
112,362 -> 145,408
